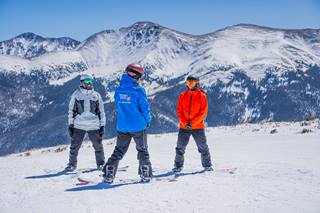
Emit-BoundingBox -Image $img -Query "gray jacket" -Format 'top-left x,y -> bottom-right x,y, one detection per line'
68,87 -> 106,131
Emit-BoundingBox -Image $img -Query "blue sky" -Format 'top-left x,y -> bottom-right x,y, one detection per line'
0,0 -> 319,41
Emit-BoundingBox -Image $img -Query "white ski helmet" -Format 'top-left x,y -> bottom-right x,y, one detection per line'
80,74 -> 94,90
80,74 -> 94,81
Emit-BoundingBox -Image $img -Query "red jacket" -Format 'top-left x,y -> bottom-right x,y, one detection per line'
176,88 -> 208,129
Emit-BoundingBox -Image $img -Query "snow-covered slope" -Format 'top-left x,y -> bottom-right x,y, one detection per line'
0,121 -> 319,213
0,32 -> 80,59
0,50 -> 87,78
190,24 -> 320,84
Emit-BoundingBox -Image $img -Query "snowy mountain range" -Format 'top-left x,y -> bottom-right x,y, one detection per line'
0,32 -> 80,59
0,21 -> 320,155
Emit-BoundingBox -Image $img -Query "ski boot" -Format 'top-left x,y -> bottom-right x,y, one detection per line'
203,166 -> 214,172
103,165 -> 115,184
140,165 -> 152,182
64,164 -> 76,172
97,164 -> 104,171
172,166 -> 183,173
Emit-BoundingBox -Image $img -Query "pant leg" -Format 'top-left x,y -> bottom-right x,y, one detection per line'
68,128 -> 86,166
132,130 -> 152,175
174,128 -> 191,168
103,132 -> 131,175
87,130 -> 105,166
191,129 -> 212,168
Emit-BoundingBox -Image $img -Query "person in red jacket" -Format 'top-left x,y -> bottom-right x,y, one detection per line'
173,76 -> 213,172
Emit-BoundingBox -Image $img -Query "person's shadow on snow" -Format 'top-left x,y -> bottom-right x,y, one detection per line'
25,168 -> 98,179
65,180 -> 147,191
25,170 -> 72,179
65,169 -> 207,192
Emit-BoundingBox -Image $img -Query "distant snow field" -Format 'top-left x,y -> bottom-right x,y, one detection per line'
0,121 -> 319,213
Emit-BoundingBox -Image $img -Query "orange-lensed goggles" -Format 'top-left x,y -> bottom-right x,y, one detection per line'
186,80 -> 198,88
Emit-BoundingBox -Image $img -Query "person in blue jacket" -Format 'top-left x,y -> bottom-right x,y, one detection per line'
102,64 -> 152,183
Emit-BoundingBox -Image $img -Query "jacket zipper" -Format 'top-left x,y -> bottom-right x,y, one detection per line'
187,91 -> 193,123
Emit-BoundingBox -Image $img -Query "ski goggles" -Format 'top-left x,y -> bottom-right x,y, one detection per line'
83,78 -> 93,84
186,80 -> 198,88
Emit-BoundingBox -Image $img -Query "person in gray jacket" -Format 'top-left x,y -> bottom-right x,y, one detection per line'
65,74 -> 106,172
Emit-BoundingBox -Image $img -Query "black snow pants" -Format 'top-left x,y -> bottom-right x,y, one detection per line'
103,130 -> 152,177
174,128 -> 212,168
68,128 -> 105,167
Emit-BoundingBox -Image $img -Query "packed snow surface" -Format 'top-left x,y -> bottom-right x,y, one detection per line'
0,121 -> 319,213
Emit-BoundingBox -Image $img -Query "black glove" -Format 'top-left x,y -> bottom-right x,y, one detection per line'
99,126 -> 105,137
185,123 -> 192,130
68,124 -> 75,137
146,123 -> 151,129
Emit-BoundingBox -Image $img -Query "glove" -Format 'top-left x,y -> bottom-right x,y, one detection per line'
146,123 -> 151,129
185,123 -> 192,130
68,124 -> 75,137
99,126 -> 105,137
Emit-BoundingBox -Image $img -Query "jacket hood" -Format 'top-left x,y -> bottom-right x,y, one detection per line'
120,74 -> 139,87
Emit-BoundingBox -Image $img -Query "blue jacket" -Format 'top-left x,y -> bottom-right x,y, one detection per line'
114,74 -> 152,132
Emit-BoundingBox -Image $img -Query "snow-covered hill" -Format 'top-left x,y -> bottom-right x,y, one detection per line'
190,24 -> 320,84
0,121 -> 319,213
0,21 -> 320,156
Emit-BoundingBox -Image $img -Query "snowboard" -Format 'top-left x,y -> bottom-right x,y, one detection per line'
76,165 -> 129,185
156,167 -> 237,182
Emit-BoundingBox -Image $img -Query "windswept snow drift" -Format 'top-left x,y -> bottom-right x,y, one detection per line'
0,121 -> 319,213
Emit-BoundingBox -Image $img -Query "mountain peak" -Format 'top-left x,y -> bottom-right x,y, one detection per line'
129,21 -> 163,29
6,33 -> 80,44
0,33 -> 80,59
120,21 -> 166,33
13,32 -> 44,41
